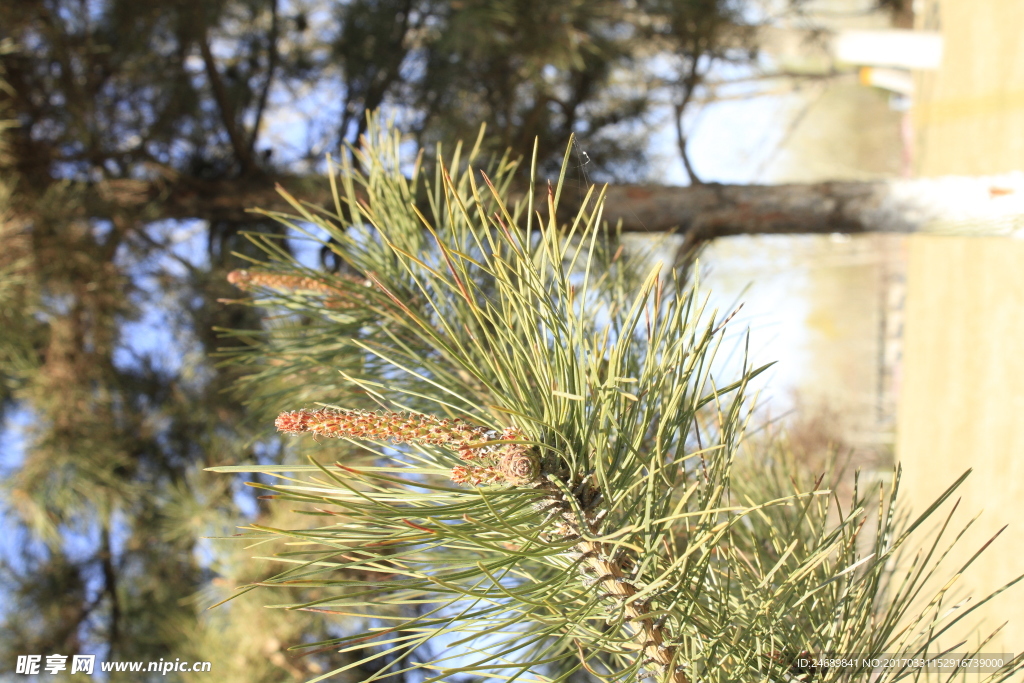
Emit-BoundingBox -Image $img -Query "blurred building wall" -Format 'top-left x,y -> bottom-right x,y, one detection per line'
913,0 -> 1024,176
896,0 -> 1024,655
897,236 -> 1024,653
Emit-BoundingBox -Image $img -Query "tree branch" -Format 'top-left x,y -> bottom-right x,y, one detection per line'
248,0 -> 279,156
673,57 -> 704,186
100,524 -> 121,654
197,19 -> 256,174
81,173 -> 1024,240
674,101 -> 701,187
337,0 -> 416,148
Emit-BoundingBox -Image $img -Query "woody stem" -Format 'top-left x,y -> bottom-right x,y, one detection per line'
576,539 -> 688,683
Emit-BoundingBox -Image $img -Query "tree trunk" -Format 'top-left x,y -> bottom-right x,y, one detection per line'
87,173 -> 1024,238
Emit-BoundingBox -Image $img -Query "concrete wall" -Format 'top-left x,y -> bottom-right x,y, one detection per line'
893,0 -> 1024,656
896,235 -> 1024,654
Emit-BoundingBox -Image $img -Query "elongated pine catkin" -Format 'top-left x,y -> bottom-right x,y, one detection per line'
275,408 -> 540,486
227,269 -> 372,309
275,408 -> 491,445
228,270 -> 342,294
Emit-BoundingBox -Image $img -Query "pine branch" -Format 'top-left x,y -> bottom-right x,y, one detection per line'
209,115 -> 1024,683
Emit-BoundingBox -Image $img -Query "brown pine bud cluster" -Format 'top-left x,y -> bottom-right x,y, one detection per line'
275,409 -> 540,486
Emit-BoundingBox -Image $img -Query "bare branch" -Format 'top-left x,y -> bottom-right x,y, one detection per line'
248,0 -> 279,156
197,17 -> 256,174
674,101 -> 701,187
80,173 -> 1024,240
673,57 -> 705,186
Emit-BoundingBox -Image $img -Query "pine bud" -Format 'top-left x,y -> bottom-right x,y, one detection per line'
498,448 -> 541,485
